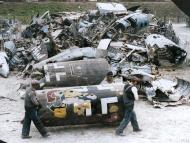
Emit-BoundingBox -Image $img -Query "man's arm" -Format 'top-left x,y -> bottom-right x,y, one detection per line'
29,91 -> 40,106
131,86 -> 139,100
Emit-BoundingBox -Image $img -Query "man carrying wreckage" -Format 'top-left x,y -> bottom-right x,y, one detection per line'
21,80 -> 50,139
101,71 -> 142,135
116,77 -> 142,136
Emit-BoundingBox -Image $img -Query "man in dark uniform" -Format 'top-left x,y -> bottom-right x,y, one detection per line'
116,77 -> 142,136
21,80 -> 50,139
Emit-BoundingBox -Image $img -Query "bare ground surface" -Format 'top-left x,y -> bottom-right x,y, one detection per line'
0,24 -> 190,143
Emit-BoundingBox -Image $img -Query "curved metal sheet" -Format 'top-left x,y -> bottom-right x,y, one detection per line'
145,34 -> 187,66
36,83 -> 125,126
43,59 -> 110,87
0,52 -> 9,78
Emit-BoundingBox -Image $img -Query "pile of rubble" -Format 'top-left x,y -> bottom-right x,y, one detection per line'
1,2 -> 190,113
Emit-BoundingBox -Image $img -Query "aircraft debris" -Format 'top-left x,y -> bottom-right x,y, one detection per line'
35,83 -> 125,126
145,78 -> 190,108
42,58 -> 110,87
96,3 -> 127,15
0,2 -> 188,115
0,52 -> 9,78
145,34 -> 187,66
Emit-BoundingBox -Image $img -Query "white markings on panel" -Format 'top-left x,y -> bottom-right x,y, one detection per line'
53,63 -> 65,69
98,83 -> 125,92
69,64 -> 73,75
70,87 -> 88,92
44,65 -> 48,72
45,73 -> 50,82
97,84 -> 115,91
55,72 -> 66,81
31,46 -> 47,61
71,64 -> 74,75
97,39 -> 111,50
45,63 -> 67,82
86,100 -> 92,116
76,66 -> 82,70
44,63 -> 65,72
38,87 -> 89,93
40,82 -> 45,88
101,97 -> 118,114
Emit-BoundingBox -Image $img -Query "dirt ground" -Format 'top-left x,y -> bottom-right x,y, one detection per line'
0,24 -> 190,143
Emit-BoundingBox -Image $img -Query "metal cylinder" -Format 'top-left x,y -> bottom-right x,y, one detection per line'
44,58 -> 110,87
36,83 -> 125,126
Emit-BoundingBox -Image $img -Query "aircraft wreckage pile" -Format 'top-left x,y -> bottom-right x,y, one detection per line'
1,3 -> 190,126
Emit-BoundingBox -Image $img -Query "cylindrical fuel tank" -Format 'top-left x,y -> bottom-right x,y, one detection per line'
36,83 -> 125,126
43,58 -> 110,87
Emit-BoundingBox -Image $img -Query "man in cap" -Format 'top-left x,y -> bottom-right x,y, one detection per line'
116,76 -> 142,136
21,80 -> 50,139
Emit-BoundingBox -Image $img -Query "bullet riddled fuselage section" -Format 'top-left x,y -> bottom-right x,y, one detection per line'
43,59 -> 110,87
36,83 -> 125,126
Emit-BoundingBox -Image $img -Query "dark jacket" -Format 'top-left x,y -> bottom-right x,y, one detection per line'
123,84 -> 135,111
24,87 -> 39,108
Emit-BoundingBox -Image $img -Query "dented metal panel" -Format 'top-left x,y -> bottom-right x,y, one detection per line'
36,83 -> 125,126
146,78 -> 190,107
145,34 -> 178,48
97,39 -> 111,50
126,44 -> 147,52
96,3 -> 127,15
3,41 -> 16,57
121,64 -> 154,81
30,38 -> 50,62
9,51 -> 27,69
145,34 -> 187,66
0,52 -> 9,78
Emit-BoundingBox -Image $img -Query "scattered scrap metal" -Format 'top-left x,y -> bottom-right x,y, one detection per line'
1,2 -> 190,113
145,78 -> 190,108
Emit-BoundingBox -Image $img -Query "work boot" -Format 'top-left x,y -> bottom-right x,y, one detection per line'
115,131 -> 126,136
21,135 -> 32,139
116,133 -> 126,136
42,133 -> 50,138
133,128 -> 142,132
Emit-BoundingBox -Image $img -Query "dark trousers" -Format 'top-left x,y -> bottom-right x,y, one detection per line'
116,108 -> 140,134
22,107 -> 47,137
